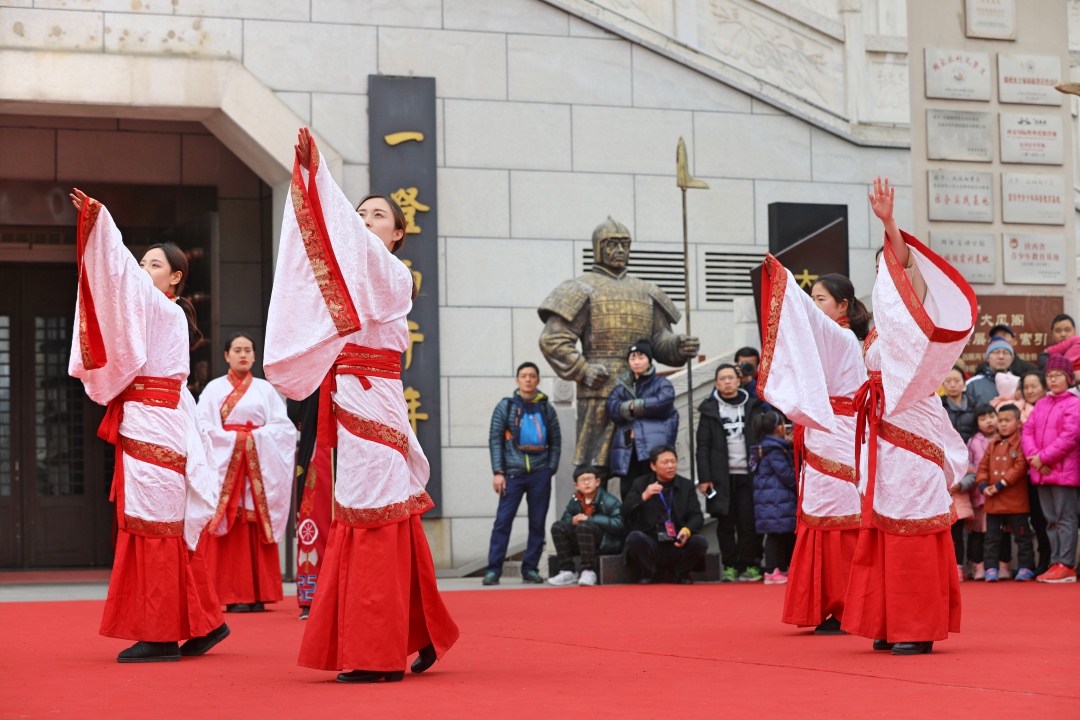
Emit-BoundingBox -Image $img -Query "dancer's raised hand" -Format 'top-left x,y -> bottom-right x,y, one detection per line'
69,188 -> 88,213
868,176 -> 895,223
295,127 -> 313,168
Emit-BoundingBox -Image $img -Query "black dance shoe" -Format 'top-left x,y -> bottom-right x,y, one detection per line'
872,639 -> 894,651
891,642 -> 933,656
674,575 -> 694,585
411,644 -> 437,674
179,623 -> 231,657
118,641 -> 180,663
814,617 -> 846,636
226,603 -> 252,613
336,670 -> 406,683
251,602 -> 266,612
299,607 -> 310,620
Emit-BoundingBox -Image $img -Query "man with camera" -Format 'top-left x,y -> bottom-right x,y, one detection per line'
621,445 -> 707,584
734,347 -> 771,412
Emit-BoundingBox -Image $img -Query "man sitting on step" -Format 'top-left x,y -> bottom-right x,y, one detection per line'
621,445 -> 708,584
548,466 -> 626,587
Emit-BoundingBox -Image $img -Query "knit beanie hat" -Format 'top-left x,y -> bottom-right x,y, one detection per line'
1045,354 -> 1072,380
627,338 -> 653,361
985,337 -> 1014,360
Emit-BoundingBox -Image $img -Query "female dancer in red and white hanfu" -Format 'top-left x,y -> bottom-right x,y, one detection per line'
197,333 -> 297,612
265,129 -> 459,683
68,189 -> 228,663
758,265 -> 867,636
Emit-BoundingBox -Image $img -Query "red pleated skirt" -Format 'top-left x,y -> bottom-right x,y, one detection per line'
782,523 -> 859,627
297,514 -> 460,672
100,529 -> 224,642
841,527 -> 961,643
206,519 -> 284,605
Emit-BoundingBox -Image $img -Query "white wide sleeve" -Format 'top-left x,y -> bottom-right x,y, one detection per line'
68,202 -> 162,404
252,384 -> 298,543
758,255 -> 865,432
181,388 -> 222,551
872,231 -> 977,416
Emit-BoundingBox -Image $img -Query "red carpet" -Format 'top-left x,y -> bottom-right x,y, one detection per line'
2,582 -> 1078,719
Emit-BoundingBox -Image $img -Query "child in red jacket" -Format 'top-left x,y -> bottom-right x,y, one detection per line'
976,404 -> 1035,582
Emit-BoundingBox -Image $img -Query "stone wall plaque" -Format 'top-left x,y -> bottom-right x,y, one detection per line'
928,170 -> 994,222
925,48 -> 992,101
927,109 -> 993,162
1001,172 -> 1066,225
998,54 -> 1063,106
965,0 -> 1016,40
1003,233 -> 1067,284
999,112 -> 1064,165
929,231 -> 996,283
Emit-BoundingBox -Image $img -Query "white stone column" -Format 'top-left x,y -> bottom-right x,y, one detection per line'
840,0 -> 867,125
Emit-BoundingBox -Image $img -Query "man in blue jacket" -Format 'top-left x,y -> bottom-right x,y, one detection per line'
484,362 -> 562,585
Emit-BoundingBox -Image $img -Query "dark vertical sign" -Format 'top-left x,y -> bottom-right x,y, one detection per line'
368,75 -> 442,514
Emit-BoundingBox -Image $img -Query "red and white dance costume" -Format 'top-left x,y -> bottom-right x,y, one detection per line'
758,255 -> 865,628
842,232 -> 975,643
69,200 -> 223,642
196,371 -> 297,606
264,138 -> 459,672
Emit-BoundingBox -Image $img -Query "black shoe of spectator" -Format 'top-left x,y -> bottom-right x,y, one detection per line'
336,670 -> 405,683
482,571 -> 500,586
226,603 -> 252,613
674,575 -> 694,585
814,617 -> 845,635
891,642 -> 933,656
521,570 -> 544,584
872,639 -> 894,651
118,641 -> 180,663
299,607 -> 309,620
180,623 -> 230,656
639,577 -> 655,585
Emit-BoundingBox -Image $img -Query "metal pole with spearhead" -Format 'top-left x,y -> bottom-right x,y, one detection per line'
676,137 -> 708,483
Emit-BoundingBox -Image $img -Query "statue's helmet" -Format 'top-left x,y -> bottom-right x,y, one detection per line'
591,216 -> 632,257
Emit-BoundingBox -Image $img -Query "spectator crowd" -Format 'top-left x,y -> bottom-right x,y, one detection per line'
481,313 -> 1080,588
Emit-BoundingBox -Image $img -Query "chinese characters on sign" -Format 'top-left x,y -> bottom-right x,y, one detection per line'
964,0 -> 1016,40
999,113 -> 1064,165
369,74 -> 443,512
926,109 -> 993,162
960,295 -> 1063,369
925,48 -> 992,101
927,170 -> 994,222
1002,234 -> 1067,285
929,231 -> 996,284
997,54 -> 1062,106
1001,173 -> 1066,225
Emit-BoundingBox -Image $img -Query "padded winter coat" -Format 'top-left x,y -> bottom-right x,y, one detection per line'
749,435 -> 797,534
489,390 -> 562,478
942,395 -> 977,443
559,487 -> 626,555
1021,391 -> 1080,487
605,367 -> 678,477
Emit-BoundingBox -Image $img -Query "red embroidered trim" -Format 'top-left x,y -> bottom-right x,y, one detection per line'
829,397 -> 855,417
220,370 -> 252,423
800,513 -> 861,530
757,254 -> 788,396
290,138 -> 361,337
76,198 -> 106,370
334,404 -> 409,459
123,514 -> 183,537
878,421 -> 945,469
333,492 -> 434,528
836,316 -> 851,329
803,447 -> 857,483
120,436 -> 186,475
882,230 -> 977,344
862,327 -> 878,357
871,506 -> 957,536
244,432 -> 274,544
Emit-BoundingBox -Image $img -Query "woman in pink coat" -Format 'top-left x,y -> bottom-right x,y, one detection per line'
1020,354 -> 1080,583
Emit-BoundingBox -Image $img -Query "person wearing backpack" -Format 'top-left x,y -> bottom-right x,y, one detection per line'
484,362 -> 563,585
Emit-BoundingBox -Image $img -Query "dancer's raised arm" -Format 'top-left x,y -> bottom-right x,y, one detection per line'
869,176 -> 908,268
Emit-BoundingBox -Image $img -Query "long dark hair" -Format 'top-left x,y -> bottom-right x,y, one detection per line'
751,410 -> 782,445
145,242 -> 203,352
813,274 -> 871,341
356,194 -> 418,300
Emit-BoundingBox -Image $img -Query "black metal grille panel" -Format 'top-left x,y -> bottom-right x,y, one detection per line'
35,316 -> 84,496
704,251 -> 763,303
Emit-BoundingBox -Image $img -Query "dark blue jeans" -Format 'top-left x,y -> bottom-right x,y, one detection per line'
486,468 -> 552,575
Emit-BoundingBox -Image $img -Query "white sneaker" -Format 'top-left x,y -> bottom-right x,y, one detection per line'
548,570 -> 578,586
578,569 -> 598,586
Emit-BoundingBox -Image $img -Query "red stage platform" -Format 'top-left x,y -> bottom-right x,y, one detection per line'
3,582 -> 1077,718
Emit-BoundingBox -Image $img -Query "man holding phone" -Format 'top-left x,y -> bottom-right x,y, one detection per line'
621,445 -> 707,583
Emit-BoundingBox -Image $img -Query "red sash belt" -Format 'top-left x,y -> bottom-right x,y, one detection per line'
853,372 -> 885,529
317,344 -> 402,448
97,376 -> 183,532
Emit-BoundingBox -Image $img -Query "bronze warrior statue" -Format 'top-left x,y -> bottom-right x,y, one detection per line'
537,217 -> 700,473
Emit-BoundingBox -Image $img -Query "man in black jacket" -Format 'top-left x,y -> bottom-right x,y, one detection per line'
621,445 -> 707,584
484,362 -> 562,586
696,363 -> 765,582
